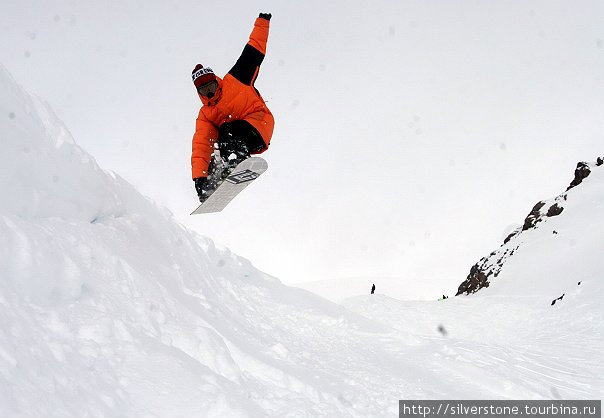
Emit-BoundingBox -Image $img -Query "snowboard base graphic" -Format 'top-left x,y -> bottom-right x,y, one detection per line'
191,157 -> 268,215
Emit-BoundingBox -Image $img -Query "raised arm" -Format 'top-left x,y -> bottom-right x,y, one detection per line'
228,13 -> 271,86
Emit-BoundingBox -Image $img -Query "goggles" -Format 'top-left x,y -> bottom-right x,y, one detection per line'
197,81 -> 218,97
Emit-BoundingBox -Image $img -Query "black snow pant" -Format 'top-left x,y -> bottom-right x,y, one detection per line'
203,120 -> 266,194
217,120 -> 266,165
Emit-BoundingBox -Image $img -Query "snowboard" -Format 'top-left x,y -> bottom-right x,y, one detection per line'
191,156 -> 268,215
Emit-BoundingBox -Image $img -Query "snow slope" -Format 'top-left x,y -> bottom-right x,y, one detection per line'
456,158 -> 604,297
343,162 -> 604,399
293,276 -> 453,303
1,65 -> 602,417
0,64 -> 377,416
343,159 -> 604,402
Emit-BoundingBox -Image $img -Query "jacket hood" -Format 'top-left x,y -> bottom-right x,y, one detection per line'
198,76 -> 223,106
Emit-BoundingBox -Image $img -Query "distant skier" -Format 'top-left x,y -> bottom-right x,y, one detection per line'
191,13 -> 275,202
371,284 -> 376,295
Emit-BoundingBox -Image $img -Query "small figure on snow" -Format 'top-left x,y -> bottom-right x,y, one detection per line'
191,13 -> 275,202
551,293 -> 565,306
371,284 -> 376,294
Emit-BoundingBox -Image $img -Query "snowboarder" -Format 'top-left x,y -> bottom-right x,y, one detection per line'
371,284 -> 376,294
191,13 -> 275,202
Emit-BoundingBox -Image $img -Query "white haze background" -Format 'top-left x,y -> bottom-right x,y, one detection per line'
1,0 -> 603,295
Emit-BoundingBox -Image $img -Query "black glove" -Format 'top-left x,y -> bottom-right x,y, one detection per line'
259,13 -> 271,21
193,177 -> 207,202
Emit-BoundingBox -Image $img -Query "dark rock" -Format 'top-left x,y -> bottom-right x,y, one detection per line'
550,293 -> 565,306
456,264 -> 489,295
503,233 -> 515,244
546,203 -> 564,217
597,157 -> 603,166
567,162 -> 591,191
522,201 -> 546,231
504,229 -> 520,244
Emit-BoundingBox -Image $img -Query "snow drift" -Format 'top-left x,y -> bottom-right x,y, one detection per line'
0,64 -> 387,417
1,64 -> 602,417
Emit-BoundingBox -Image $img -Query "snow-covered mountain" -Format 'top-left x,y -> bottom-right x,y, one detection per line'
456,157 -> 604,299
1,65 -> 602,417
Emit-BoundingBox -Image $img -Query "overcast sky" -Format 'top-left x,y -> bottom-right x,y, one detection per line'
2,0 -> 603,297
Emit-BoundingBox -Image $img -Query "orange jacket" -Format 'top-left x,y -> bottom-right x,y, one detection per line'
191,17 -> 274,179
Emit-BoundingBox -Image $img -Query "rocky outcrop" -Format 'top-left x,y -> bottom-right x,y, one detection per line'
456,246 -> 518,296
456,157 -> 603,296
546,203 -> 564,217
522,201 -> 546,231
567,162 -> 592,191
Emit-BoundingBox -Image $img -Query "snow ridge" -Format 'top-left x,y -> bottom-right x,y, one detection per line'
0,65 -> 360,416
456,158 -> 604,296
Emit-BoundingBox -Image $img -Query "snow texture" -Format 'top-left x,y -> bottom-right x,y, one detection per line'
0,65 -> 602,417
